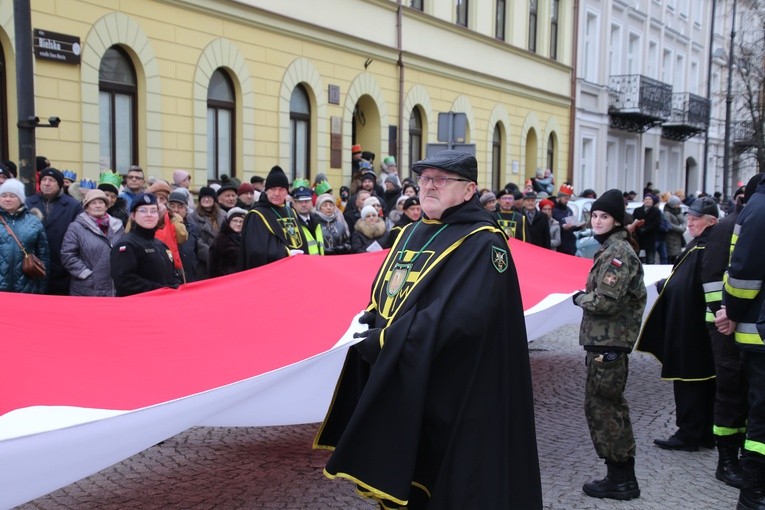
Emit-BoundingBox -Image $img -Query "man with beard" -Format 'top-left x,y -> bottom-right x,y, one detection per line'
315,150 -> 542,509
239,165 -> 308,269
385,196 -> 421,248
494,187 -> 526,241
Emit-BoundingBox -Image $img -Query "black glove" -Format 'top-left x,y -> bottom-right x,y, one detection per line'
572,291 -> 586,306
353,327 -> 382,364
358,310 -> 377,327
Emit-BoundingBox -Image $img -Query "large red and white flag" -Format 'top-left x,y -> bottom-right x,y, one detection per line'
0,240 -> 668,507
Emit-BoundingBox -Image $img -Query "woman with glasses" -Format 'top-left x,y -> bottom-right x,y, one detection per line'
208,207 -> 247,278
110,192 -> 180,296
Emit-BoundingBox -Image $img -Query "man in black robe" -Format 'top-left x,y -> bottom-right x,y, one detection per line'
636,197 -> 720,451
314,150 -> 542,509
239,166 -> 308,269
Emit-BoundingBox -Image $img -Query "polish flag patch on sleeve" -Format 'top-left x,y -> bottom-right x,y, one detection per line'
611,258 -> 622,268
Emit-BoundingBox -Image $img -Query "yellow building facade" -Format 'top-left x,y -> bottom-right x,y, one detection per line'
0,0 -> 573,192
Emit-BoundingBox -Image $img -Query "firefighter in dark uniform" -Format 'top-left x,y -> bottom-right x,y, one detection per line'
572,189 -> 646,500
315,150 -> 542,509
715,173 -> 765,510
239,165 -> 309,269
637,197 -> 720,451
702,176 -> 761,489
110,192 -> 179,296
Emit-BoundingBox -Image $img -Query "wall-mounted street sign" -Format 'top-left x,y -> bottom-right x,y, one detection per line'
33,29 -> 81,64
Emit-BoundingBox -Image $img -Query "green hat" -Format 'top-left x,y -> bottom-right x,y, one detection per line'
315,180 -> 332,195
97,170 -> 122,194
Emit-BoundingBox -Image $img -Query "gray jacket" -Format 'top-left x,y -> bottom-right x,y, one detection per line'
61,212 -> 124,296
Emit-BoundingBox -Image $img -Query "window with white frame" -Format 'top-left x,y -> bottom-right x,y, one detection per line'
609,23 -> 622,76
583,11 -> 599,82
627,33 -> 641,74
206,69 -> 235,182
99,46 -> 137,173
647,40 -> 658,78
289,84 -> 311,182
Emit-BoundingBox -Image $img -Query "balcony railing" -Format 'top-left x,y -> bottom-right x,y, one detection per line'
732,121 -> 756,153
608,75 -> 673,133
662,92 -> 710,141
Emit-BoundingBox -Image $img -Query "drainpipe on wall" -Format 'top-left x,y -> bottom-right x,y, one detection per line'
567,0 -> 580,187
13,0 -> 36,196
702,0 -> 717,194
397,0 -> 404,172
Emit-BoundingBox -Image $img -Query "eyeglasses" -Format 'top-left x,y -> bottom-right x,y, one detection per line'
135,207 -> 159,215
416,175 -> 470,189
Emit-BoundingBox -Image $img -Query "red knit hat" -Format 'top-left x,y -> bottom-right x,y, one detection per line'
539,199 -> 555,210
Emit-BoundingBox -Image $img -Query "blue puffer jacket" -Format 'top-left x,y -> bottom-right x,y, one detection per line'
0,207 -> 50,293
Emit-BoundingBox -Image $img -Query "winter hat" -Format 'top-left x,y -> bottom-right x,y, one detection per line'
411,150 -> 478,183
351,144 -> 362,154
62,170 -> 77,183
315,193 -> 334,210
36,156 -> 50,172
363,196 -> 381,208
198,186 -> 217,201
385,175 -> 398,186
146,180 -> 172,198
83,189 -> 109,209
558,184 -> 575,197
523,191 -> 537,200
168,190 -> 188,205
383,156 -> 396,166
0,178 -> 26,202
2,160 -> 17,177
539,199 -> 555,210
314,173 -> 328,184
537,191 -> 549,200
667,195 -> 682,207
687,197 -> 719,218
358,160 -> 373,173
265,166 -> 289,190
744,173 -> 763,203
591,189 -> 625,225
39,167 -> 64,188
250,175 -> 265,185
496,188 -> 513,200
0,164 -> 13,179
396,195 -> 408,207
361,205 -> 377,219
644,193 -> 659,205
172,169 -> 190,186
216,183 -> 238,196
403,197 -> 420,210
361,170 -> 376,182
479,192 -> 497,206
237,183 -> 255,195
314,180 -> 332,195
129,192 -> 158,213
226,207 -> 247,221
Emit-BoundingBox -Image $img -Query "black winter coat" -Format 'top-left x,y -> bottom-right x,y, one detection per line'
209,222 -> 241,278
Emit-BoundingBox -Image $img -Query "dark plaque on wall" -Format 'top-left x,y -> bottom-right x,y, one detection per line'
34,29 -> 81,64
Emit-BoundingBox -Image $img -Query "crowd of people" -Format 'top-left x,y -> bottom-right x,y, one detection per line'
3,146 -> 765,509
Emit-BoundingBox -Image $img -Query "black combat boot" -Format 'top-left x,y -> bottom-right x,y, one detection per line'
717,435 -> 745,488
739,459 -> 765,510
583,458 -> 640,500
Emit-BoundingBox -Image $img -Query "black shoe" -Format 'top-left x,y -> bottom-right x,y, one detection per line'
583,477 -> 640,500
738,489 -> 765,510
654,435 -> 699,452
701,437 -> 716,449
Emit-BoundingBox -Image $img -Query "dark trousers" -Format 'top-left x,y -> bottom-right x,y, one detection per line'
742,350 -> 765,465
673,378 -> 715,444
709,325 -> 748,435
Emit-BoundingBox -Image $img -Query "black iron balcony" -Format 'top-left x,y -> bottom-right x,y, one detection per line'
608,75 -> 672,133
732,121 -> 756,154
662,92 -> 710,141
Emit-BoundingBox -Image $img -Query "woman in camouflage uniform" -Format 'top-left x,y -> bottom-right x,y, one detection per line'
572,189 -> 647,501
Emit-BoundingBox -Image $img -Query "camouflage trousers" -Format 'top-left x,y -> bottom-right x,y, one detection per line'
584,351 -> 636,462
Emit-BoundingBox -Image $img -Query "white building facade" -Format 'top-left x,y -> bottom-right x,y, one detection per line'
574,0 -> 715,197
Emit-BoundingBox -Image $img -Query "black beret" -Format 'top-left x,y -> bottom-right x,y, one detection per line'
129,192 -> 158,212
496,188 -> 514,200
403,197 -> 420,210
687,196 -> 719,218
591,189 -> 625,225
411,150 -> 477,183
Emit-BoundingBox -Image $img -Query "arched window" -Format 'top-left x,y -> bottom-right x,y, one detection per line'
289,84 -> 310,182
547,133 -> 555,173
99,46 -> 137,173
492,125 -> 503,192
207,69 -> 235,182
408,108 -> 423,178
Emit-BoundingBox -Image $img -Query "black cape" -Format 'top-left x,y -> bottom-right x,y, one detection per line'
239,194 -> 308,270
315,196 -> 542,509
635,227 -> 715,380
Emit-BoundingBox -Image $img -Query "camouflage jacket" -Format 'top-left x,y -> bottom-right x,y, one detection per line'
575,229 -> 647,351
